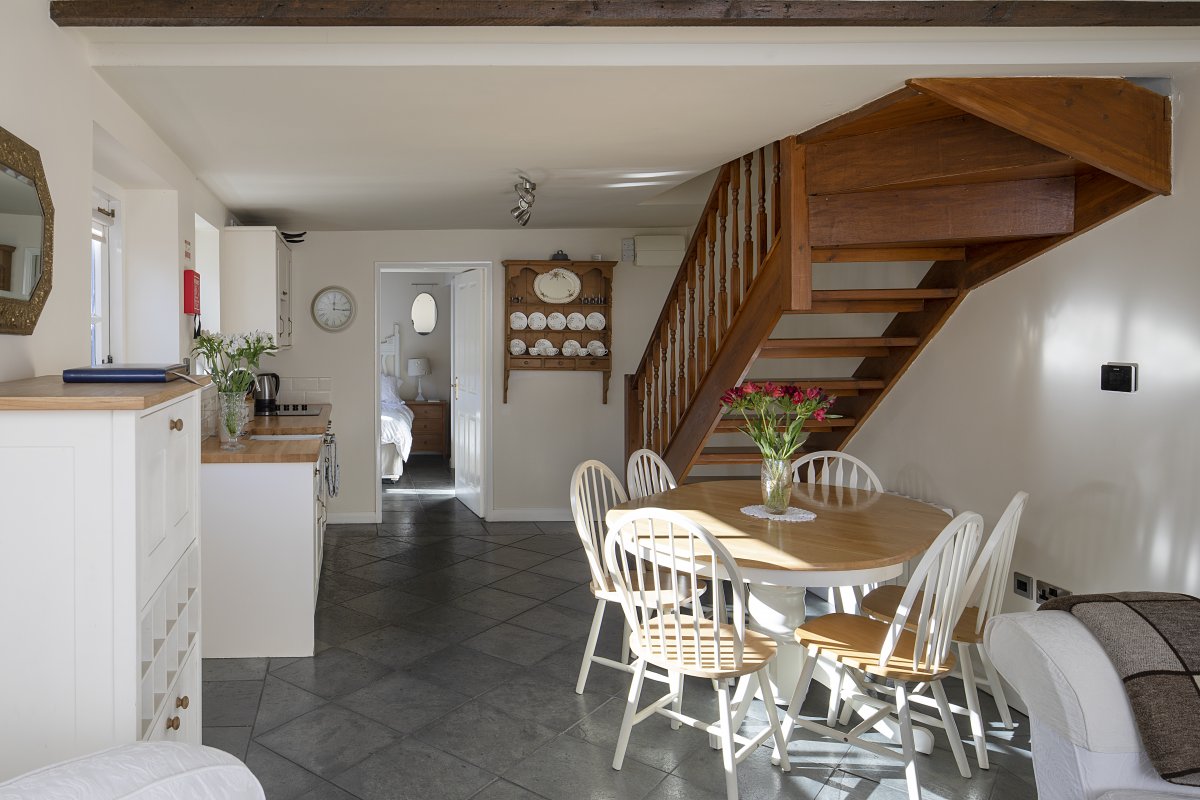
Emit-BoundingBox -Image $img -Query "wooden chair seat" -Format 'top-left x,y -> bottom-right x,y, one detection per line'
795,612 -> 957,682
591,567 -> 705,606
860,584 -> 984,644
632,615 -> 777,679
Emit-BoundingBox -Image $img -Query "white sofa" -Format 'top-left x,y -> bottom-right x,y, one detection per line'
985,611 -> 1200,800
0,743 -> 263,799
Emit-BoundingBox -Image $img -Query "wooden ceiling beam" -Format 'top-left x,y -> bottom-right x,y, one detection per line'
48,0 -> 1200,28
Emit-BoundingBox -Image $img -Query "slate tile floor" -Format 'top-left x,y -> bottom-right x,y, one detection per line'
203,455 -> 1036,800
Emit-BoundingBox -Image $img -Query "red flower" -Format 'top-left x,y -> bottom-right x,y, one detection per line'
720,388 -> 740,406
813,408 -> 826,422
740,382 -> 760,396
764,382 -> 784,399
805,386 -> 819,400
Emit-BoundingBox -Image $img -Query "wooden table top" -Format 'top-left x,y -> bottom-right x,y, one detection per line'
608,480 -> 948,575
0,375 -> 206,410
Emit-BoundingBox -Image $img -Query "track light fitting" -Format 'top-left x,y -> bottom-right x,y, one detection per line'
511,178 -> 536,227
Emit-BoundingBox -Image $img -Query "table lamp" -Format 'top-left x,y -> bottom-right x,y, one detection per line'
407,358 -> 430,401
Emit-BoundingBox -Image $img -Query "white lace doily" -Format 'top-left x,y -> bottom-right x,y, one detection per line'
740,505 -> 816,523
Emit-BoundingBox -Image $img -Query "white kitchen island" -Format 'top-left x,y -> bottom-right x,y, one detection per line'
201,436 -> 324,657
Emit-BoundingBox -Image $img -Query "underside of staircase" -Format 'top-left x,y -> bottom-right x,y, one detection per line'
625,77 -> 1172,480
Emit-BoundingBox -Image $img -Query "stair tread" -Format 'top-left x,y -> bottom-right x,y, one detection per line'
813,288 -> 958,300
743,377 -> 885,388
696,446 -> 805,465
766,336 -> 921,347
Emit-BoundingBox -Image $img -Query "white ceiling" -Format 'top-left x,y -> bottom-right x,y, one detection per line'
84,26 -> 1200,231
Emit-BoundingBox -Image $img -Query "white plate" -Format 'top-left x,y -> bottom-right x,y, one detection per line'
533,268 -> 582,303
586,312 -> 606,331
509,339 -> 527,355
586,339 -> 608,357
547,312 -> 567,331
528,312 -> 547,330
562,339 -> 581,356
534,338 -> 553,352
509,311 -> 528,330
566,312 -> 586,331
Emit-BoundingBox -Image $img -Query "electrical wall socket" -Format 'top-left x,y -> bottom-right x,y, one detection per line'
1036,580 -> 1071,604
1013,571 -> 1033,599
620,238 -> 636,262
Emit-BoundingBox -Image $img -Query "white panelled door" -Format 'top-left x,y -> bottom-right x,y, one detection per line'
452,269 -> 485,517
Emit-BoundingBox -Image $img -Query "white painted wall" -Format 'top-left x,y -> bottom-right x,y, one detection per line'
378,274 -> 451,402
123,190 -> 181,362
849,71 -> 1200,605
268,229 -> 683,519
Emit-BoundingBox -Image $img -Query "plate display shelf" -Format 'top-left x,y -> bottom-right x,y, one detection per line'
503,259 -> 616,403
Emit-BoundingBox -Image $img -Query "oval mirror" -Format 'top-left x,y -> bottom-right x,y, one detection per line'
411,292 -> 437,336
0,125 -> 53,335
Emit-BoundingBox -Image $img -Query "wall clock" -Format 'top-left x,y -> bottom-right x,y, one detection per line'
311,286 -> 356,332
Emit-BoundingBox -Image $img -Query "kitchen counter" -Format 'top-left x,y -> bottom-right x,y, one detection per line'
201,436 -> 321,464
0,374 -> 208,410
245,404 -> 331,436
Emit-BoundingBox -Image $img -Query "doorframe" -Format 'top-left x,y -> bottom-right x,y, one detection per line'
374,260 -> 494,522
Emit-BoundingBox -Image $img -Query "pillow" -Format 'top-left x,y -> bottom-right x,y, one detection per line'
380,373 -> 403,407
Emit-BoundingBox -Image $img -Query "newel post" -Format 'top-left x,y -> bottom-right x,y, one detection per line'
778,136 -> 813,311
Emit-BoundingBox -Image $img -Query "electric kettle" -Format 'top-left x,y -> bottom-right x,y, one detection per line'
253,372 -> 280,414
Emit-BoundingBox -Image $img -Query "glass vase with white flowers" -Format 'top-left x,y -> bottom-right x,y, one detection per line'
192,331 -> 277,450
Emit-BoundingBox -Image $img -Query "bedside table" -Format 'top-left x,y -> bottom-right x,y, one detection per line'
409,401 -> 447,456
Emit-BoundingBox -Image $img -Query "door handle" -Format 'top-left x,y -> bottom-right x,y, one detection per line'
453,378 -> 460,400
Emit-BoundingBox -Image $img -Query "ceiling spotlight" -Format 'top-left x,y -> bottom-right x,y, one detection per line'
511,178 -> 535,226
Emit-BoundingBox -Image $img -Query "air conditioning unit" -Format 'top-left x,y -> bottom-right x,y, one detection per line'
633,235 -> 684,267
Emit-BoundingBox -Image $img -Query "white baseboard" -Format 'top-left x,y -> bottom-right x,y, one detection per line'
328,512 -> 381,524
486,507 -> 572,522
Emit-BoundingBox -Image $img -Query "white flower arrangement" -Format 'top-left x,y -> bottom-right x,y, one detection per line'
192,329 -> 278,394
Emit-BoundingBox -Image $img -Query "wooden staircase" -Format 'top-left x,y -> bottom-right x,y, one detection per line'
625,77 -> 1172,478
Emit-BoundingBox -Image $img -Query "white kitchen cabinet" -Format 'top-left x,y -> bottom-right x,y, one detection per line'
220,226 -> 292,348
0,378 -> 204,780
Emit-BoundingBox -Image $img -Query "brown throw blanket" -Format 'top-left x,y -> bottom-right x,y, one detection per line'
1041,592 -> 1200,786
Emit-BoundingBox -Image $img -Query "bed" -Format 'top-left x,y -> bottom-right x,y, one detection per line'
380,324 -> 414,481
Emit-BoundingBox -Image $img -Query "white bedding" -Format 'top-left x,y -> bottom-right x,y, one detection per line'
381,400 -> 413,475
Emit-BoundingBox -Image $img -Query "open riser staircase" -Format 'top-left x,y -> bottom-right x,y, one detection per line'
625,77 -> 1172,480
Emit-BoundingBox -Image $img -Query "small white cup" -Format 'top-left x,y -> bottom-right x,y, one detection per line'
527,348 -> 540,356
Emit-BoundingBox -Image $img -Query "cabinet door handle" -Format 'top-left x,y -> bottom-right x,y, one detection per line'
169,418 -> 184,432
175,695 -> 190,709
166,716 -> 181,731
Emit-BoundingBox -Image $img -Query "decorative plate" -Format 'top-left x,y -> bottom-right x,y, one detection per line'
509,311 -> 528,330
547,312 -> 567,331
585,312 -> 606,331
509,339 -> 527,355
533,268 -> 582,304
563,339 -> 582,356
566,312 -> 586,331
534,338 -> 553,352
586,339 -> 608,357
528,312 -> 547,330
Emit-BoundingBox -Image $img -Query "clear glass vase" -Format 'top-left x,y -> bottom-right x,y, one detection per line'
217,390 -> 251,451
760,457 -> 793,514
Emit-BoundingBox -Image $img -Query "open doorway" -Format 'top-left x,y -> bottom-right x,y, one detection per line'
375,262 -> 492,522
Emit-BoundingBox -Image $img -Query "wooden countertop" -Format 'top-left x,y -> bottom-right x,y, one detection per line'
245,404 -> 331,436
202,436 -> 321,464
0,374 -> 207,410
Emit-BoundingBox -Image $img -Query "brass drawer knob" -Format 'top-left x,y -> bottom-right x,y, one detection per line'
175,695 -> 189,709
166,716 -> 180,731
169,418 -> 184,432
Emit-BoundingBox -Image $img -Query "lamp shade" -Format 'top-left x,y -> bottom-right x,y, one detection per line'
407,358 -> 430,377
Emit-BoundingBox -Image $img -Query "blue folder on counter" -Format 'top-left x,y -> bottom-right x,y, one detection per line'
62,363 -> 186,383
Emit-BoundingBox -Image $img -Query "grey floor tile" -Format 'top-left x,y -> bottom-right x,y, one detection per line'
987,766 -> 1038,800
471,780 -> 550,800
815,770 -> 908,799
536,522 -> 578,535
387,546 -> 469,570
203,680 -> 264,727
415,699 -> 558,773
452,586 -> 543,622
479,672 -> 609,733
257,704 -> 402,780
535,648 -> 633,698
547,584 -> 602,614
462,623 -> 572,666
254,675 -> 329,737
509,602 -> 597,639
342,558 -> 423,586
342,624 -> 452,669
245,742 -> 325,800
477,546 -> 557,570
837,732 -> 995,800
342,586 -> 436,624
271,647 -> 392,700
314,604 -> 388,645
203,657 -> 270,682
342,537 -> 414,558
491,572 -> 578,602
322,548 -> 381,573
404,644 -> 525,695
333,738 -> 495,800
483,521 -> 544,536
203,726 -> 253,761
526,557 -> 593,584
398,572 -> 484,602
471,532 -> 538,546
443,536 -> 504,557
672,740 -> 834,800
504,734 -> 667,800
270,656 -> 302,672
511,535 -> 582,557
336,669 -> 471,733
642,774 -> 727,800
568,696 -> 710,773
437,558 -> 520,585
399,603 -> 503,642
294,780 -> 362,800
318,571 -> 383,604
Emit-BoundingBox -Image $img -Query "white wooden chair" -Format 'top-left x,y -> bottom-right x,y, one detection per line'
775,511 -> 985,800
791,450 -> 883,491
626,448 -> 678,499
603,508 -> 791,800
860,491 -> 1029,769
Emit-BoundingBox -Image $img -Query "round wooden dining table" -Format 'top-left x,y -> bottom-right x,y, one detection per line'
607,479 -> 950,750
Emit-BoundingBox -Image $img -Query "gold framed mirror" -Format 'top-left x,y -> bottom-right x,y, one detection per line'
0,125 -> 53,335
